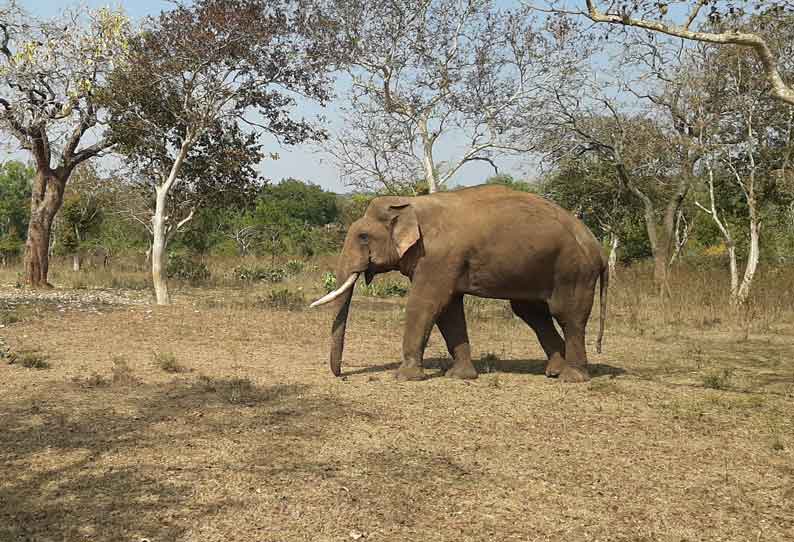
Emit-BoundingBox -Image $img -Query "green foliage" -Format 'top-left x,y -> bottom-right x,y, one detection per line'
0,161 -> 33,260
234,265 -> 286,283
485,174 -> 533,192
338,193 -> 375,227
361,277 -> 409,297
703,368 -> 734,390
261,288 -> 305,311
322,271 -> 337,292
166,254 -> 211,283
284,259 -> 305,275
7,349 -> 50,370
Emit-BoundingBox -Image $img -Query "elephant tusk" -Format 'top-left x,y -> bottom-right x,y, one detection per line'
309,273 -> 359,308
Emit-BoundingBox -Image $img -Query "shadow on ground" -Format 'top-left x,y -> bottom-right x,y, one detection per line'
0,377 -> 351,541
343,358 -> 625,378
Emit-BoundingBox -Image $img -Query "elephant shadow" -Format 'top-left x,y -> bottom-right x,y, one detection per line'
343,358 -> 624,378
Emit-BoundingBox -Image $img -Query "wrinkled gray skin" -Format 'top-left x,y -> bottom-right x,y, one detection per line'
318,185 -> 608,383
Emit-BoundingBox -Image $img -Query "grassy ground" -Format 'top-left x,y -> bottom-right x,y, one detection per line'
1,258 -> 793,541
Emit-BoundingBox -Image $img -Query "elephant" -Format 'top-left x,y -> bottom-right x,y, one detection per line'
310,184 -> 608,383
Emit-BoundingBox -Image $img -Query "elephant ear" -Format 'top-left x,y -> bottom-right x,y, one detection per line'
389,203 -> 420,258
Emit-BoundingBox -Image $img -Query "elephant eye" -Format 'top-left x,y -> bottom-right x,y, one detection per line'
358,233 -> 369,243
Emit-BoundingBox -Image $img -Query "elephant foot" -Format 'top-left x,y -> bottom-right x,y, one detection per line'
395,365 -> 426,382
545,355 -> 565,378
560,364 -> 590,383
445,361 -> 478,380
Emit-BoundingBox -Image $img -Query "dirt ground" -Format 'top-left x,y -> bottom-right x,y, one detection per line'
1,278 -> 793,542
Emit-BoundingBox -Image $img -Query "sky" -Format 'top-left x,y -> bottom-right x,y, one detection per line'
2,0 -> 533,193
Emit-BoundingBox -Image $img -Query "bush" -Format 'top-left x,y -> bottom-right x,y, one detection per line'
153,351 -> 189,373
322,271 -> 337,293
261,288 -> 305,311
362,278 -> 409,297
234,265 -> 286,283
285,259 -> 305,276
7,349 -> 50,369
167,254 -> 211,283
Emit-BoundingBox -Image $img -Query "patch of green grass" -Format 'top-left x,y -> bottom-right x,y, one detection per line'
8,349 -> 51,369
702,368 -> 734,390
153,351 -> 189,373
261,288 -> 305,311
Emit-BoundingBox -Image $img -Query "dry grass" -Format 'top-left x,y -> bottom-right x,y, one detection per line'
1,258 -> 793,541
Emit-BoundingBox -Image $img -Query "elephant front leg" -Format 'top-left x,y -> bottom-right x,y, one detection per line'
437,295 -> 477,379
396,282 -> 452,382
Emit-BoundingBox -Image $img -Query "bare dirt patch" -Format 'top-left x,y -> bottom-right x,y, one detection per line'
1,279 -> 793,541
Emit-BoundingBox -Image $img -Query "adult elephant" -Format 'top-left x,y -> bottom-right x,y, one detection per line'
310,185 -> 608,383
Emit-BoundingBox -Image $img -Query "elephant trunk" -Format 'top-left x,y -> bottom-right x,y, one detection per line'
329,283 -> 354,377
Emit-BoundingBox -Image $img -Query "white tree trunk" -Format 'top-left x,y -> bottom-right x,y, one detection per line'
418,118 -> 439,194
150,135 -> 193,305
607,233 -> 619,278
72,253 -> 81,272
151,186 -> 170,305
735,204 -> 760,306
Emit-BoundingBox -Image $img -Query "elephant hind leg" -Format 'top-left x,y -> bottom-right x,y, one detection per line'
510,300 -> 566,377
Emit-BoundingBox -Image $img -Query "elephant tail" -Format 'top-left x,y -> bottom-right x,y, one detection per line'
596,262 -> 608,354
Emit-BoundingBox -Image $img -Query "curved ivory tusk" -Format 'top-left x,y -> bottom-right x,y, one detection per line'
309,273 -> 359,308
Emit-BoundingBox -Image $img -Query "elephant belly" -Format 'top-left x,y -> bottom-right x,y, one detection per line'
456,243 -> 558,301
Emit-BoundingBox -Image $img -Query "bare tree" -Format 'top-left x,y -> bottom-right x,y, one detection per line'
0,4 -> 129,286
544,1 -> 794,106
693,31 -> 794,305
328,0 -> 579,193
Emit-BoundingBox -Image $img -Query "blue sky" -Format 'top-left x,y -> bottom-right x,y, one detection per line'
5,0 -> 531,192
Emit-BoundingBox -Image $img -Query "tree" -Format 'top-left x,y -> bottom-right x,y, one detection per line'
107,0 -> 338,304
561,1 -> 794,106
485,173 -> 533,192
692,27 -> 794,305
0,4 -> 129,286
0,160 -> 32,266
55,165 -> 105,272
542,156 -> 642,275
328,0 -> 577,193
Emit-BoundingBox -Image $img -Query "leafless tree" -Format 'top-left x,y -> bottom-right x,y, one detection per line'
538,1 -> 794,105
327,0 -> 582,193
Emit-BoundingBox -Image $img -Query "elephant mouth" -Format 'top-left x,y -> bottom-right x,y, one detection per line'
365,268 -> 374,285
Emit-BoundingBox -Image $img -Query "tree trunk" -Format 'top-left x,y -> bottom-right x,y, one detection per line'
25,170 -> 67,287
735,195 -> 760,306
418,118 -> 439,194
151,186 -> 170,305
607,233 -> 619,278
72,253 -> 81,272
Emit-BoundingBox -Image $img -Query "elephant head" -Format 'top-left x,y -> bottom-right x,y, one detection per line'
310,198 -> 421,376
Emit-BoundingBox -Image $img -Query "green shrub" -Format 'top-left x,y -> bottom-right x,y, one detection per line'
167,254 -> 211,283
285,259 -> 305,276
234,265 -> 286,283
362,278 -> 409,297
703,368 -> 733,390
7,349 -> 50,369
322,271 -> 336,293
261,288 -> 305,311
